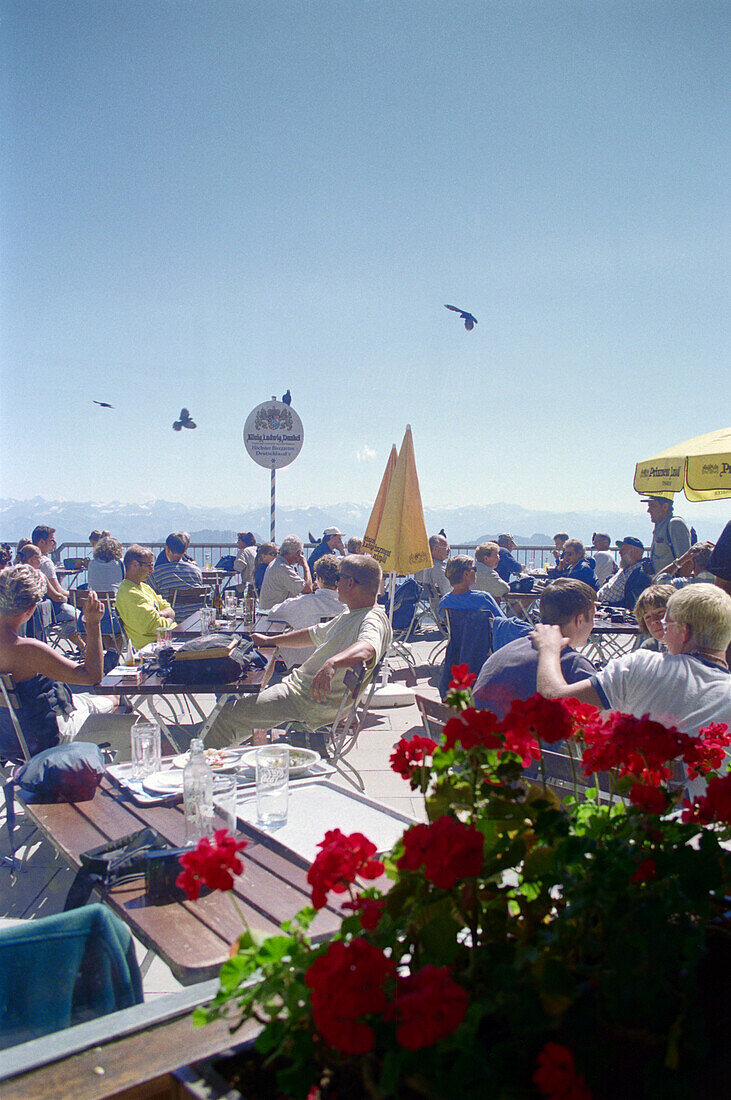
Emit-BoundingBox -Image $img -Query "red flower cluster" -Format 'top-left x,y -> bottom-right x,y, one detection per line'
343,895 -> 386,931
176,829 -> 247,901
390,734 -> 436,779
390,965 -> 469,1050
398,816 -> 484,890
683,722 -> 731,780
682,774 -> 731,826
581,712 -> 694,784
442,707 -> 502,752
305,939 -> 395,1054
533,1042 -> 592,1100
628,783 -> 668,815
307,829 -> 384,910
501,724 -> 542,767
503,694 -> 576,746
448,663 -> 476,690
630,857 -> 657,885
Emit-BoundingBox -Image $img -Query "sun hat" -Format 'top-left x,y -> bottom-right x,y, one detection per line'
323,526 -> 344,537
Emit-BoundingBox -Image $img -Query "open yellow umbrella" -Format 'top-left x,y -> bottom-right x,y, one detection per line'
368,426 -> 432,575
362,444 -> 397,556
633,427 -> 731,501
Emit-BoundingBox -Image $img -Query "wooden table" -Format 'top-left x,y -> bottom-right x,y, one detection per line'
500,587 -> 544,621
18,776 -> 343,987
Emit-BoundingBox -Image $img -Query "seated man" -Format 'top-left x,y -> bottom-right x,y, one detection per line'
30,524 -> 84,646
473,579 -> 597,720
553,539 -> 598,590
205,555 -> 392,748
150,533 -> 204,617
439,556 -> 504,616
259,535 -> 313,610
115,545 -> 177,649
532,585 -> 731,778
597,536 -> 651,610
590,532 -> 618,586
656,541 -> 716,588
155,530 -> 195,567
255,554 -> 346,669
473,542 -> 510,600
495,533 -> 526,583
545,532 -> 570,580
307,527 -> 346,571
415,534 -> 451,598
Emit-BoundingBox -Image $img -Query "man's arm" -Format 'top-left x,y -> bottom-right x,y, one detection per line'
309,639 -> 377,702
531,624 -> 602,706
294,551 -> 314,595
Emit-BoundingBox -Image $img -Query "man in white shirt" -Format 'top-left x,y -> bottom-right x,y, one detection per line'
532,585 -> 731,776
206,555 -> 392,747
255,555 -> 346,668
30,524 -> 83,645
591,533 -> 618,587
233,531 -> 257,592
259,535 -> 313,610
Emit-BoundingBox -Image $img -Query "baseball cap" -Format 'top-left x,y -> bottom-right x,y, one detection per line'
615,536 -> 644,550
324,526 -> 344,537
497,532 -> 515,542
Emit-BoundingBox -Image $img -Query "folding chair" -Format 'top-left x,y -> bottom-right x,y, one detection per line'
420,583 -> 449,665
279,660 -> 383,791
382,579 -> 421,670
166,586 -> 210,621
414,692 -> 451,742
70,589 -> 126,653
0,674 -> 38,872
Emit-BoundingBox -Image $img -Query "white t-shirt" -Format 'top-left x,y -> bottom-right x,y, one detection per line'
592,649 -> 731,751
234,545 -> 257,587
257,588 -> 347,667
38,556 -> 58,583
592,550 -> 618,586
415,561 -> 450,597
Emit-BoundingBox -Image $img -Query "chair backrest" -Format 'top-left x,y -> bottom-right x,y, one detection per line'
167,586 -> 209,608
414,692 -> 451,743
69,589 -> 125,652
439,608 -> 494,699
0,673 -> 33,763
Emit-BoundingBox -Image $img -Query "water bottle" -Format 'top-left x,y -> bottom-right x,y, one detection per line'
183,738 -> 214,844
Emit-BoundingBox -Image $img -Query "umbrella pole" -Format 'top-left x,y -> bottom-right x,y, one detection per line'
380,570 -> 397,688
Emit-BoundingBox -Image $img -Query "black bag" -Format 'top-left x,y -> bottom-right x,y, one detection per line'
215,554 -> 236,571
14,741 -> 106,803
168,635 -> 242,685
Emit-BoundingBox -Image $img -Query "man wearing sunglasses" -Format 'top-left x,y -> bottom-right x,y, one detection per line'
205,555 -> 392,747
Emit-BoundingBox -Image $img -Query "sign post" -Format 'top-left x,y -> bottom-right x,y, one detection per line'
243,398 -> 304,540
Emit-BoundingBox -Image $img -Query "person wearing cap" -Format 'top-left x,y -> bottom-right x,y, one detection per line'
495,534 -> 526,583
596,536 -> 651,611
643,495 -> 691,575
591,532 -> 618,586
308,527 -> 346,571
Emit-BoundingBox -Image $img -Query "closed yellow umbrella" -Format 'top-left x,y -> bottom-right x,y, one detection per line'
363,444 -> 397,555
634,427 -> 731,501
369,425 -> 432,575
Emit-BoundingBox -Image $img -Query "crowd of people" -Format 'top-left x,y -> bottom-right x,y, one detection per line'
1,510 -> 729,782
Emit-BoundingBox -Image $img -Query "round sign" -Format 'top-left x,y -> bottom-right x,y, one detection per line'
243,400 -> 304,469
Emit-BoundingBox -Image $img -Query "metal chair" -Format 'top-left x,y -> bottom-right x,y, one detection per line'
419,583 -> 449,665
279,660 -> 383,791
414,692 -> 451,742
69,589 -> 126,653
0,674 -> 37,872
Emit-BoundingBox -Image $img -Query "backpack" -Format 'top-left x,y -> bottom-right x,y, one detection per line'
216,554 -> 236,571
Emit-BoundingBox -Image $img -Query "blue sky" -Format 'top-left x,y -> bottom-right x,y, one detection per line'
1,0 -> 729,525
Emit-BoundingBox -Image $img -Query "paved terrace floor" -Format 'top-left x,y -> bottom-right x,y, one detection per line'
0,630 -> 445,999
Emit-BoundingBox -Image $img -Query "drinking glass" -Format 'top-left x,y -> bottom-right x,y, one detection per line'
131,720 -> 162,780
256,746 -> 289,827
200,606 -> 216,635
212,774 -> 238,832
224,591 -> 237,619
156,625 -> 173,650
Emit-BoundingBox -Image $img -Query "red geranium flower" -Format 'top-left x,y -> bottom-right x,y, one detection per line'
448,663 -> 476,690
582,712 -> 694,782
390,734 -> 436,779
307,829 -> 384,910
682,774 -> 731,827
391,965 -> 469,1050
501,725 -> 541,767
533,1042 -> 592,1100
503,694 -> 574,745
442,707 -> 502,752
398,816 -> 484,890
628,783 -> 668,815
305,939 -> 395,1054
630,857 -> 657,885
176,829 -> 247,901
343,895 -> 386,931
683,722 -> 731,779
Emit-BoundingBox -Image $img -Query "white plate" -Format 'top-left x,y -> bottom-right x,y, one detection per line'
171,749 -> 243,771
237,746 -> 320,777
142,770 -> 185,794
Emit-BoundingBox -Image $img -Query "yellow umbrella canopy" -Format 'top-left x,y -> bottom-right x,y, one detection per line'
362,444 -> 398,556
634,427 -> 731,502
368,426 -> 432,575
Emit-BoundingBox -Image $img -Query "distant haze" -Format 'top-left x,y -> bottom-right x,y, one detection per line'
1,497 -> 725,548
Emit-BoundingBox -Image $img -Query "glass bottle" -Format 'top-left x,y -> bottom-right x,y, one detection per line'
245,582 -> 257,626
183,738 -> 214,844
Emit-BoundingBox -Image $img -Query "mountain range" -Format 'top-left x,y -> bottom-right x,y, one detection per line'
1,497 -> 722,548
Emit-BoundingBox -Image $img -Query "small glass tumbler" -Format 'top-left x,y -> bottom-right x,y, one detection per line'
256,745 -> 289,827
131,720 -> 162,780
212,774 -> 238,833
224,591 -> 237,619
200,606 -> 216,635
156,625 -> 173,650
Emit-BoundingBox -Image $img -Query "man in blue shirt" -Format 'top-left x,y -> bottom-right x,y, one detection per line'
495,533 -> 526,584
558,539 -> 598,590
308,527 -> 346,571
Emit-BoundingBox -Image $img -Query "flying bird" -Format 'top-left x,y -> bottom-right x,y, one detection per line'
444,304 -> 477,331
282,389 -> 292,405
173,408 -> 197,431
93,400 -> 114,408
